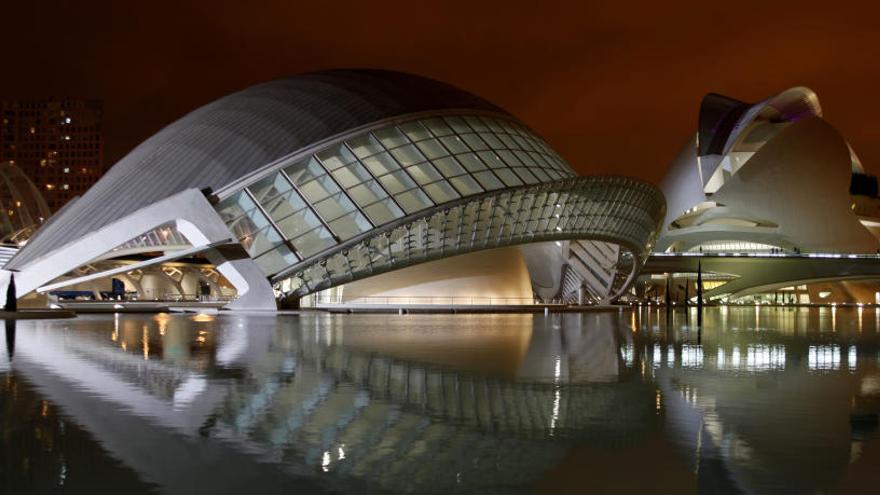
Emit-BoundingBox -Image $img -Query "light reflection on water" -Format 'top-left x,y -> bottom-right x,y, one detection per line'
0,307 -> 878,494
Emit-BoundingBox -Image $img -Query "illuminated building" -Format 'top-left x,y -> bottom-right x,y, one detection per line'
1,70 -> 665,309
644,87 -> 880,304
1,98 -> 104,211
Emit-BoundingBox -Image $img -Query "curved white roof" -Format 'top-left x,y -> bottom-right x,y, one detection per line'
9,70 -> 504,269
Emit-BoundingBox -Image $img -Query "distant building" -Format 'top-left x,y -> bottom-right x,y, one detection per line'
0,98 -> 104,211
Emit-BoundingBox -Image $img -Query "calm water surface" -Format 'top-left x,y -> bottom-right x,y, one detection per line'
1,307 -> 879,494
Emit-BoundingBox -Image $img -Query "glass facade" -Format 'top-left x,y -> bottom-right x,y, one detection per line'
687,240 -> 782,253
274,177 -> 664,299
214,112 -> 577,276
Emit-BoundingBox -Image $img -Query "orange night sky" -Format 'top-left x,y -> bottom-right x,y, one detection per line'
4,1 -> 879,183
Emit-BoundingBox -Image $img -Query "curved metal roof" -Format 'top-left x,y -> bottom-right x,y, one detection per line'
9,70 -> 505,269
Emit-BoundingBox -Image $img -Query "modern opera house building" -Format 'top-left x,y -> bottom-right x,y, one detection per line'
658,86 -> 877,255
644,87 -> 880,304
1,70 -> 665,310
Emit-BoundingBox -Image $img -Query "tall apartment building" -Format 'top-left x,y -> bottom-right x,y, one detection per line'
1,98 -> 104,212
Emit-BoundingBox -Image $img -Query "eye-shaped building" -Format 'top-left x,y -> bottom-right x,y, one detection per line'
3,70 -> 665,309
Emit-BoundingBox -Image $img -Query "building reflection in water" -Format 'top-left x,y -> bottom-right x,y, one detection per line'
0,307 -> 877,493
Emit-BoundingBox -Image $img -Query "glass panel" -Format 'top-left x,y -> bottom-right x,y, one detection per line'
346,134 -> 384,158
299,175 -> 341,203
363,198 -> 404,225
316,144 -> 356,171
225,208 -> 263,240
254,245 -> 298,275
414,139 -> 449,160
497,149 -> 523,167
247,173 -> 292,203
531,167 -> 551,182
331,162 -> 372,188
348,180 -> 387,206
552,156 -> 573,174
405,162 -> 442,185
389,144 -> 425,166
432,156 -> 466,177
241,225 -> 284,257
443,116 -> 472,134
361,152 -> 400,177
497,133 -> 519,149
512,167 -> 540,184
394,189 -> 433,214
456,153 -> 487,172
461,133 -> 489,151
494,167 -> 524,187
291,227 -> 336,257
500,121 -> 522,136
477,151 -> 506,169
423,181 -> 460,203
463,116 -> 489,132
275,207 -> 323,239
399,121 -> 431,142
379,169 -> 418,194
328,211 -> 372,240
239,207 -> 272,235
450,175 -> 483,196
508,122 -> 530,137
480,132 -> 504,149
439,135 -> 469,154
215,191 -> 257,222
262,190 -> 307,222
373,127 -> 409,149
473,170 -> 504,190
482,117 -> 505,133
513,150 -> 537,167
284,157 -> 326,186
314,192 -> 359,221
422,117 -> 454,136
530,151 -> 553,170
526,137 -> 545,153
513,135 -> 534,151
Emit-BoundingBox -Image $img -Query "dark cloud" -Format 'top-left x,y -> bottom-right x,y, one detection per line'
4,0 -> 879,183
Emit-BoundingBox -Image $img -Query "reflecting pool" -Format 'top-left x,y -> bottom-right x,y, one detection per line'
1,307 -> 879,493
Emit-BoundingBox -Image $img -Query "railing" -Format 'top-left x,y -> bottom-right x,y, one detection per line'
308,295 -> 540,306
110,291 -> 235,303
652,251 -> 880,259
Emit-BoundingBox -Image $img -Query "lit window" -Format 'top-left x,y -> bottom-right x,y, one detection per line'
63,167 -> 69,173
45,184 -> 55,190
62,184 -> 69,190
